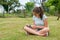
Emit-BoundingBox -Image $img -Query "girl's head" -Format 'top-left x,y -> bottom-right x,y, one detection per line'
33,7 -> 44,20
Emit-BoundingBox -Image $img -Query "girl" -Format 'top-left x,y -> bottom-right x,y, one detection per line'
24,7 -> 49,36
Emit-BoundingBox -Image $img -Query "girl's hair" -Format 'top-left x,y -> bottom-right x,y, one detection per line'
33,7 -> 44,20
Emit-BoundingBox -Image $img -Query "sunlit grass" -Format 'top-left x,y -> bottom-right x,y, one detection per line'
0,16 -> 60,40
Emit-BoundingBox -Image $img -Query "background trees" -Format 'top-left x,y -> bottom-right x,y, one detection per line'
25,2 -> 34,17
25,2 -> 34,12
44,0 -> 60,20
0,0 -> 20,12
0,0 -> 60,19
0,0 -> 20,17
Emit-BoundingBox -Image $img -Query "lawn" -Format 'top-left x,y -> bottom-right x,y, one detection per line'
0,16 -> 60,40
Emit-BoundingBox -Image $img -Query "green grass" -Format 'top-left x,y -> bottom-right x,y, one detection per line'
0,16 -> 60,40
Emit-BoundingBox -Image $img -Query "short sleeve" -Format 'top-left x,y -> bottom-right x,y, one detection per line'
43,14 -> 47,20
33,15 -> 35,21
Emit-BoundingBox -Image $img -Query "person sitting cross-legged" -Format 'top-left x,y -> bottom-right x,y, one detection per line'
24,7 -> 49,37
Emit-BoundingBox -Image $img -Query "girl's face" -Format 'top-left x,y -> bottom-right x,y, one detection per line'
33,12 -> 40,18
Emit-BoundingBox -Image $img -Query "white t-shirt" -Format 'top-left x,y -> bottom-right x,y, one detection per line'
33,14 -> 47,26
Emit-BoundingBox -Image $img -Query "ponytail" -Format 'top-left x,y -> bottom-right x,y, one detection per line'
33,7 -> 44,20
39,7 -> 44,20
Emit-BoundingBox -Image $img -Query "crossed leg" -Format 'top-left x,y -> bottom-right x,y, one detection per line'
24,25 -> 49,36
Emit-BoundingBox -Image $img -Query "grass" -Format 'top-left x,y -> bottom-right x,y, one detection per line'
0,16 -> 60,40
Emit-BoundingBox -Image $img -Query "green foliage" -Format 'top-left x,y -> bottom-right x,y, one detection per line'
49,6 -> 55,15
44,0 -> 54,7
25,2 -> 34,11
0,13 -> 3,17
57,1 -> 60,12
0,13 -> 27,18
44,0 -> 60,15
0,0 -> 18,5
25,2 -> 34,17
45,0 -> 60,11
0,0 -> 19,12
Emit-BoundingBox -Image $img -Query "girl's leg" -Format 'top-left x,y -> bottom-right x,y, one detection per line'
24,26 -> 44,36
38,27 -> 49,36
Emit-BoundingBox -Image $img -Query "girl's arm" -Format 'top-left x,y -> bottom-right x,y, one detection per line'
44,18 -> 48,27
32,21 -> 37,29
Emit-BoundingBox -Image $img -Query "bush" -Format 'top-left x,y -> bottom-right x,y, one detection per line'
49,6 -> 55,15
0,13 -> 5,18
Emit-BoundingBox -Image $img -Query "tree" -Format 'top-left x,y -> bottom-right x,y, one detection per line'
0,0 -> 19,13
0,0 -> 20,17
25,2 -> 34,17
25,2 -> 34,12
44,0 -> 60,20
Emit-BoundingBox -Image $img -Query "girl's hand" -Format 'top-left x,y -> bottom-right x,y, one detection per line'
36,26 -> 44,29
32,25 -> 37,29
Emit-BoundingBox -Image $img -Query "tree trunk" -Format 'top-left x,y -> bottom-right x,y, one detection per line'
57,16 -> 60,20
57,12 -> 60,20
